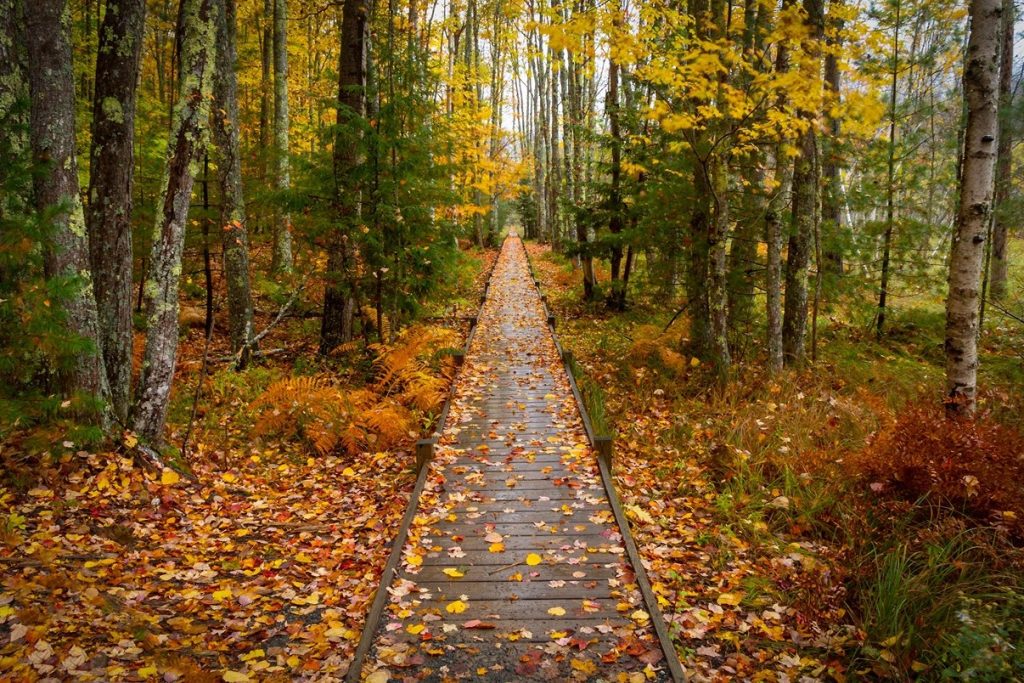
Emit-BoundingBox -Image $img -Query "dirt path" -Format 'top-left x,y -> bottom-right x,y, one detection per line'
363,234 -> 669,681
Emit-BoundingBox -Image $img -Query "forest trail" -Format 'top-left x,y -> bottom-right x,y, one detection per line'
360,234 -> 672,681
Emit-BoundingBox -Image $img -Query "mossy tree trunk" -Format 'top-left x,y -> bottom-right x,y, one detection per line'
320,0 -> 368,354
25,0 -> 111,414
133,0 -> 215,443
86,0 -> 146,423
212,0 -> 255,367
782,0 -> 823,367
945,0 -> 1001,412
270,0 -> 293,274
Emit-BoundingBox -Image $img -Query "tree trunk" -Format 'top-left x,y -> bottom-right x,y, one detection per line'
876,0 -> 900,339
782,0 -> 823,367
133,0 -> 215,442
988,0 -> 1012,300
945,0 -> 1001,412
271,0 -> 293,273
821,0 -> 845,275
25,0 -> 111,412
320,0 -> 368,354
766,1 -> 792,375
212,0 -> 255,367
1,0 -> 29,207
86,0 -> 146,423
607,30 -> 626,311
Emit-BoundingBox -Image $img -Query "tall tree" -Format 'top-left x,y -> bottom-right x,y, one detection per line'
212,0 -> 255,366
133,0 -> 215,442
320,0 -> 368,354
945,0 -> 1002,412
782,0 -> 824,367
24,0 -> 111,410
271,0 -> 293,273
876,0 -> 902,339
988,0 -> 1013,300
86,0 -> 146,422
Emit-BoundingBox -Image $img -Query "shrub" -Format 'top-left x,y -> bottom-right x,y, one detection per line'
854,404 -> 1024,536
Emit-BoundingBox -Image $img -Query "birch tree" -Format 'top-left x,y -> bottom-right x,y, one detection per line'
944,0 -> 1002,412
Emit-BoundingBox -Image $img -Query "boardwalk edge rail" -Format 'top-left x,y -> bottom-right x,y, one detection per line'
519,238 -> 687,683
345,241 -> 502,682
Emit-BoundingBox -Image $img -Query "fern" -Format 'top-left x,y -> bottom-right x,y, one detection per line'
251,325 -> 460,456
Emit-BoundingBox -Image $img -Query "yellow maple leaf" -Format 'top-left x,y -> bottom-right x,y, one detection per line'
547,606 -> 566,616
407,623 -> 425,635
525,553 -> 542,566
161,469 -> 180,485
443,568 -> 465,578
446,600 -> 468,614
488,542 -> 504,553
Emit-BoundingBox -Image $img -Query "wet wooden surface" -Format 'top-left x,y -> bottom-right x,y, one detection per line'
363,234 -> 668,681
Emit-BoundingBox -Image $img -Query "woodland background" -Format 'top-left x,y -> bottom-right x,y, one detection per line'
1,0 -> 1023,678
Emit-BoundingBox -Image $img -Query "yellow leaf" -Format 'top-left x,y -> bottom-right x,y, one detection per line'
716,592 -> 743,606
212,588 -> 232,602
343,467 -> 356,477
690,357 -> 701,367
161,469 -> 180,485
446,600 -> 468,614
286,656 -> 300,667
124,433 -> 138,448
488,542 -> 505,553
223,672 -> 250,683
547,606 -> 566,616
443,568 -> 465,578
525,553 -> 542,566
240,649 -> 264,662
880,634 -> 901,648
138,666 -> 158,678
407,554 -> 423,567
221,472 -> 237,483
407,623 -> 425,635
631,609 -> 650,622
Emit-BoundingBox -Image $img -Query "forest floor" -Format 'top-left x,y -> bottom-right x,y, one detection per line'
0,248 -> 496,681
526,239 -> 1024,682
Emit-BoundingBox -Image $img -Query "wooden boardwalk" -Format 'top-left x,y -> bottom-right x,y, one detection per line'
359,235 -> 674,681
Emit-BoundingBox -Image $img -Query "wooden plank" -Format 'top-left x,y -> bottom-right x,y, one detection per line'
398,580 -> 633,601
411,562 -> 624,582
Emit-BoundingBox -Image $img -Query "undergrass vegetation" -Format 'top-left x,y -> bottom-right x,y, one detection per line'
531,238 -> 1024,680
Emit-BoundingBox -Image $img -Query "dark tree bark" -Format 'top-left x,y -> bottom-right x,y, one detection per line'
86,0 -> 146,423
0,0 -> 27,151
320,0 -> 368,354
988,0 -> 1013,300
782,0 -> 824,367
133,0 -> 215,442
820,0 -> 845,275
945,0 -> 1002,412
25,0 -> 111,411
212,0 -> 255,366
606,18 -> 626,312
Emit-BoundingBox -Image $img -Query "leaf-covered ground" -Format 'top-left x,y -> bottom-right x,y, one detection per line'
0,253 -> 497,681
